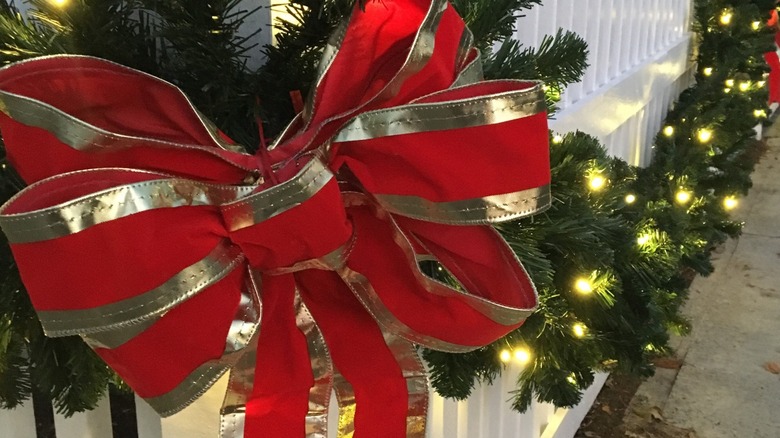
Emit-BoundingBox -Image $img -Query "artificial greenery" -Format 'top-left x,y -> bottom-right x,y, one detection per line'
0,0 -> 773,417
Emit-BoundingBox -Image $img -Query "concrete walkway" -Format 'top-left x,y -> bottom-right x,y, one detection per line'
625,122 -> 780,437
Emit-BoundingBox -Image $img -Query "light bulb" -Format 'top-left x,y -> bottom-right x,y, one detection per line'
567,374 -> 578,385
499,349 -> 512,363
588,175 -> 606,191
552,135 -> 564,144
675,190 -> 692,205
572,323 -> 587,338
637,233 -> 651,246
574,278 -> 593,294
663,126 -> 675,137
723,196 -> 738,210
752,21 -> 761,30
758,81 -> 766,87
720,11 -> 733,25
724,87 -> 732,94
754,109 -> 767,118
739,82 -> 750,92
697,128 -> 713,143
49,0 -> 68,5
625,194 -> 637,204
514,348 -> 531,364
702,67 -> 713,76
725,79 -> 735,87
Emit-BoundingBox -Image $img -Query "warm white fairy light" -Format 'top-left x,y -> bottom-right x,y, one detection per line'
739,81 -> 750,92
752,21 -> 761,30
513,348 -> 531,364
697,128 -> 713,144
724,87 -> 732,94
723,196 -> 738,210
552,135 -> 564,144
574,278 -> 594,294
675,190 -> 692,205
588,175 -> 606,191
663,126 -> 675,137
758,81 -> 766,88
572,323 -> 587,338
567,374 -> 578,385
724,79 -> 735,87
625,194 -> 637,204
702,67 -> 713,76
499,349 -> 512,363
720,10 -> 733,25
754,109 -> 767,119
637,233 -> 652,246
49,0 -> 68,6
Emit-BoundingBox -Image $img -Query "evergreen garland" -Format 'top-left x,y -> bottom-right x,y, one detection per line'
0,0 -> 773,416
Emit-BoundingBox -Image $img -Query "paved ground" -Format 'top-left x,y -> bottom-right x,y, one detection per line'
624,122 -> 780,437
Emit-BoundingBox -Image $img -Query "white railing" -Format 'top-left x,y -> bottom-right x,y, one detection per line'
528,0 -> 695,165
1,1 -> 694,437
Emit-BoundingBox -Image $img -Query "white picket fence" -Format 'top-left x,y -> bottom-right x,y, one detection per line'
0,0 -> 695,437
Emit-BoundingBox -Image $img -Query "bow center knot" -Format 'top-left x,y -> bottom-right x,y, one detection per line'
220,156 -> 353,272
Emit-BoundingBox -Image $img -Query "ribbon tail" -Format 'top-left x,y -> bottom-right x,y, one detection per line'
243,273 -> 314,437
297,269 -> 422,437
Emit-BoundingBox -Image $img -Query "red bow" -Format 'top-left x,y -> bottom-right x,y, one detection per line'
0,0 -> 549,436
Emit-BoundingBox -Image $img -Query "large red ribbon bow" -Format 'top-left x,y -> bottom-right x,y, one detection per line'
0,0 -> 550,436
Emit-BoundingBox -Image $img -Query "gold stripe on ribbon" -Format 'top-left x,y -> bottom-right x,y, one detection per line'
332,367 -> 356,438
0,88 -> 253,171
295,290 -> 334,438
382,334 -> 428,438
221,157 -> 334,232
339,265 -> 477,353
290,0 -> 449,156
145,362 -> 231,417
0,54 -> 251,155
454,28 -> 475,74
332,82 -> 545,143
301,18 -> 350,128
146,269 -> 262,419
339,193 -> 537,349
451,52 -> 484,88
37,240 -> 244,337
0,172 -> 255,243
220,270 -> 263,438
375,184 -> 551,225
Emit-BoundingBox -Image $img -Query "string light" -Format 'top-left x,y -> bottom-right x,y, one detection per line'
725,79 -> 735,87
723,196 -> 738,210
574,278 -> 594,294
724,87 -> 732,94
49,0 -> 68,5
702,67 -> 713,76
588,174 -> 606,191
754,109 -> 767,119
625,194 -> 637,204
552,135 -> 564,144
637,233 -> 651,246
572,323 -> 587,338
514,348 -> 531,364
752,21 -> 761,30
739,81 -> 750,92
567,374 -> 578,385
663,126 -> 674,137
697,128 -> 713,143
675,190 -> 692,205
720,10 -> 733,25
758,81 -> 766,88
499,349 -> 512,363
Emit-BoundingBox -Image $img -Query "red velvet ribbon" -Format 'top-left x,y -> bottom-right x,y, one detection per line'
0,1 -> 550,436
